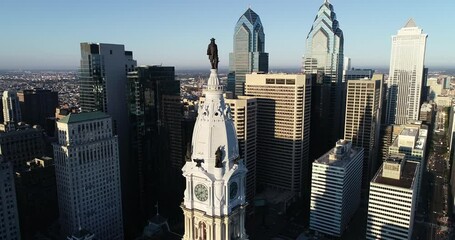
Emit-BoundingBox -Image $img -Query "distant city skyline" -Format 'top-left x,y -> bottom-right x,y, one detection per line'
1,0 -> 454,70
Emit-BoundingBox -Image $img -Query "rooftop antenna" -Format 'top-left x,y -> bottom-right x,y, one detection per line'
77,209 -> 82,231
155,202 -> 160,216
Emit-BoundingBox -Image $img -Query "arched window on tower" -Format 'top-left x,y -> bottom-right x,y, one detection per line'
198,221 -> 207,240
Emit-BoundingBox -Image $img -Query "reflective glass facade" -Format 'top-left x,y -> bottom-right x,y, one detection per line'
229,8 -> 269,96
304,1 -> 344,153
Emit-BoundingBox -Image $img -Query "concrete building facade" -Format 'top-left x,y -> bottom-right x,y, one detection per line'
344,74 -> 383,185
0,160 -> 21,240
54,112 -> 123,240
310,140 -> 363,237
245,73 -> 311,194
385,19 -> 428,125
2,90 -> 21,127
366,157 -> 419,240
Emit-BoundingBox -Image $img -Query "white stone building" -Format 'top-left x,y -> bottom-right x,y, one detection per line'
54,112 -> 123,240
386,19 -> 428,125
181,69 -> 248,240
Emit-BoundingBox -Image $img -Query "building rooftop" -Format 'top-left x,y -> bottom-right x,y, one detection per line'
314,140 -> 362,168
392,125 -> 427,150
420,102 -> 433,112
59,111 -> 109,124
401,127 -> 418,137
242,8 -> 260,25
372,160 -> 418,189
404,18 -> 417,28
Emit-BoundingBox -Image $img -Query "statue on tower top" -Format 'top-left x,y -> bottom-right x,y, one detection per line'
207,38 -> 219,69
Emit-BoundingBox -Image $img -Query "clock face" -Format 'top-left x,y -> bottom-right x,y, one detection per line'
194,184 -> 208,202
229,182 -> 238,200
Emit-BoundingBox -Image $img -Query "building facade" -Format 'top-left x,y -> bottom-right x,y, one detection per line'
201,94 -> 257,210
0,125 -> 46,170
245,73 -> 311,194
15,157 -> 58,240
53,112 -> 123,240
223,96 -> 257,209
127,66 -> 183,233
79,43 -> 136,237
344,74 -> 383,186
366,157 -> 419,240
343,68 -> 374,83
388,123 -> 427,198
228,8 -> 269,96
385,19 -> 428,125
0,160 -> 21,240
303,0 -> 344,144
310,140 -> 363,237
17,89 -> 58,127
182,68 -> 248,240
2,90 -> 21,127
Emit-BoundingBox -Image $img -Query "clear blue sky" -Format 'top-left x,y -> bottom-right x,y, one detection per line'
0,0 -> 454,70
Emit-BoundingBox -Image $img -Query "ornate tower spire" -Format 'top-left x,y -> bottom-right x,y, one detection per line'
181,39 -> 248,240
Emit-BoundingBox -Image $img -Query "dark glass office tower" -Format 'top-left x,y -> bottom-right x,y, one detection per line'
127,66 -> 183,235
304,1 -> 344,154
17,89 -> 58,135
229,8 -> 269,96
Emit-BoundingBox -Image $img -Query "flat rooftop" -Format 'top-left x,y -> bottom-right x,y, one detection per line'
372,161 -> 418,189
314,146 -> 362,168
392,126 -> 427,150
401,127 -> 418,137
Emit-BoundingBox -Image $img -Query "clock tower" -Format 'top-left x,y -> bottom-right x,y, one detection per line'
181,39 -> 248,240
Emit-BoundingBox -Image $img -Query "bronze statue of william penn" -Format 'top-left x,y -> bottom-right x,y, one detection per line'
207,38 -> 219,69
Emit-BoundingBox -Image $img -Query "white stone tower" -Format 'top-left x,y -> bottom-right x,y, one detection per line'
181,40 -> 248,240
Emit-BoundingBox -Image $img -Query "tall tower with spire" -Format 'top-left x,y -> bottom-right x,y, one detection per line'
181,39 -> 248,240
303,0 -> 344,156
385,19 -> 428,125
228,8 -> 269,96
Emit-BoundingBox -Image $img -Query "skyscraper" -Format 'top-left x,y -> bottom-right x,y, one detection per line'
303,0 -> 344,146
245,73 -> 311,195
79,43 -> 136,236
127,65 -> 183,233
310,140 -> 363,237
54,112 -> 123,240
0,159 -> 21,240
366,157 -> 419,240
385,19 -> 428,125
182,68 -> 248,239
2,90 -> 21,126
344,74 -> 383,186
228,8 -> 269,96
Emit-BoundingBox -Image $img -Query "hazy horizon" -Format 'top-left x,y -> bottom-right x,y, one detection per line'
1,0 -> 455,71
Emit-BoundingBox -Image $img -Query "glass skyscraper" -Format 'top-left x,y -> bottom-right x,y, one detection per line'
229,8 -> 268,96
304,0 -> 344,155
385,19 -> 428,125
